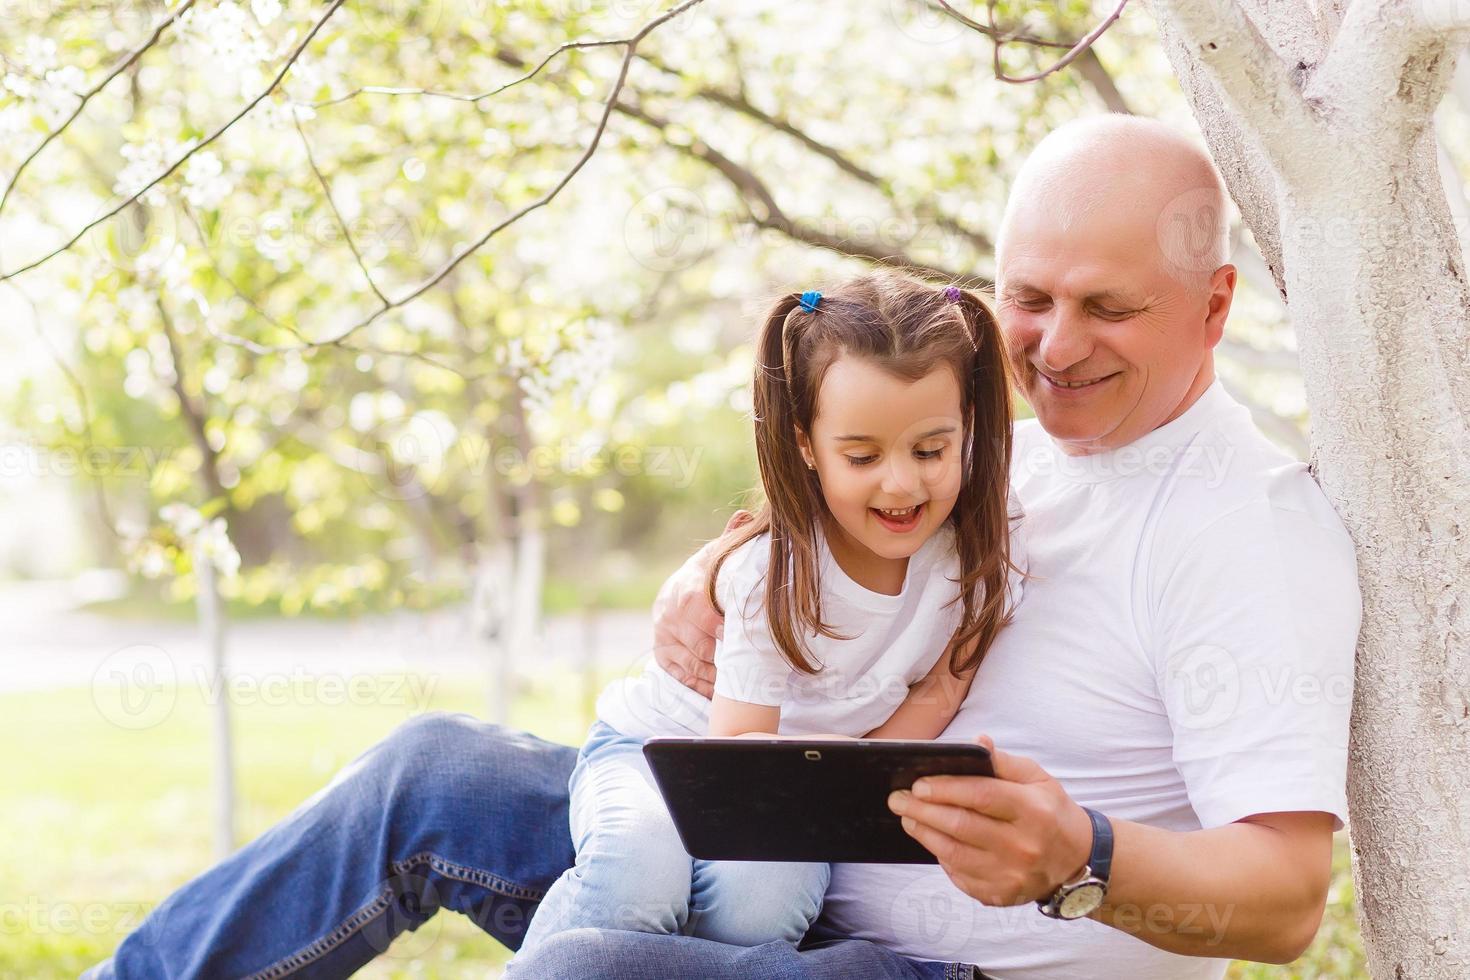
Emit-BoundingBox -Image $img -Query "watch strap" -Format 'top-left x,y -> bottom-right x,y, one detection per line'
1083,806 -> 1113,883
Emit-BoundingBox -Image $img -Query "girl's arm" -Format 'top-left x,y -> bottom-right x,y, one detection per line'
707,694 -> 780,737
707,696 -> 856,740
863,652 -> 976,740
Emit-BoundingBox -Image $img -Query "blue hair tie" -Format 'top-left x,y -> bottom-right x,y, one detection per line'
798,290 -> 823,313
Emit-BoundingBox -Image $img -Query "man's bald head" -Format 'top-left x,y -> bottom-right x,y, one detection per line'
997,115 -> 1231,288
994,114 -> 1239,456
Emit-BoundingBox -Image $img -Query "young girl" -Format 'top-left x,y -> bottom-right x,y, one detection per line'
513,272 -> 1021,961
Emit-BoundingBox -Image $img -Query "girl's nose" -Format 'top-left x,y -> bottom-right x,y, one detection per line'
880,455 -> 923,497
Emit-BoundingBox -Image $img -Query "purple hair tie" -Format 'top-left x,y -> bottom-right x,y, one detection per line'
943,285 -> 962,303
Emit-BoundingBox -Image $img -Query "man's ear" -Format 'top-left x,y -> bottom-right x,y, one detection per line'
794,426 -> 816,470
1204,264 -> 1237,348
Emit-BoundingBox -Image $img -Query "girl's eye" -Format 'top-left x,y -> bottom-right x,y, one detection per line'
915,448 -> 944,460
844,455 -> 877,467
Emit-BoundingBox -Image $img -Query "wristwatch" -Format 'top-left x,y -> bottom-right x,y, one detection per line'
1037,807 -> 1113,920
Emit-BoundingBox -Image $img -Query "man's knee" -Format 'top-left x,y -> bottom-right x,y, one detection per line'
369,712 -> 578,820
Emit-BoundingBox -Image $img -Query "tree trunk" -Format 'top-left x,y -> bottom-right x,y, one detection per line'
1150,1 -> 1470,973
195,540 -> 236,859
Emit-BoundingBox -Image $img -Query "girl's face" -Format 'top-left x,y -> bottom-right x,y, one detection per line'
796,354 -> 966,589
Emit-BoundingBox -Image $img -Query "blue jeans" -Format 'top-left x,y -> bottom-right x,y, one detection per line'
515,721 -> 829,960
85,712 -> 981,979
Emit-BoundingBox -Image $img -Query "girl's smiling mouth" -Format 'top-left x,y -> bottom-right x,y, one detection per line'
871,503 -> 925,533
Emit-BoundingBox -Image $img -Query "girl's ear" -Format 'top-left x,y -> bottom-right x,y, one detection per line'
794,426 -> 816,470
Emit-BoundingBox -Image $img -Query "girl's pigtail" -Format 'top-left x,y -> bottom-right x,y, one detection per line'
708,293 -> 825,674
945,287 -> 1015,674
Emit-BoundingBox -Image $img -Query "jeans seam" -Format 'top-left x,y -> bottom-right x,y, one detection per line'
242,887 -> 395,980
390,849 -> 548,902
242,851 -> 547,978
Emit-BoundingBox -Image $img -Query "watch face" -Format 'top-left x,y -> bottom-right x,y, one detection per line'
1058,882 -> 1105,919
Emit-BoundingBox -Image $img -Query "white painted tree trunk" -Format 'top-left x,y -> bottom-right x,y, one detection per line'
1150,1 -> 1470,974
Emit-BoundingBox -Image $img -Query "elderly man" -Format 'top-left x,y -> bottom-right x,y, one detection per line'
91,115 -> 1360,980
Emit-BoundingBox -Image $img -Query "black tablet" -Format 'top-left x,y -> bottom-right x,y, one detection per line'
642,737 -> 994,864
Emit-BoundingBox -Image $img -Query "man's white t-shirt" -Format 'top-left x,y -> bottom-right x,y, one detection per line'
818,381 -> 1361,979
599,521 -> 1012,738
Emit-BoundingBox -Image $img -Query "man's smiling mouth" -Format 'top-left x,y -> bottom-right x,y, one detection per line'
1038,371 -> 1116,390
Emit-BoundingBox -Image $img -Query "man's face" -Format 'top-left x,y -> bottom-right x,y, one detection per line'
996,203 -> 1226,455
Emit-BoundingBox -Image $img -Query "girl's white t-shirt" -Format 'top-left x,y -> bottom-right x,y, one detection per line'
597,518 -> 1020,739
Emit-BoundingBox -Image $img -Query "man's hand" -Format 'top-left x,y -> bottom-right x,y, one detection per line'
650,510 -> 751,697
887,734 -> 1093,908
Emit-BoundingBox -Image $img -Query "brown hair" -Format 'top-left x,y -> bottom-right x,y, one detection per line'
708,271 -> 1015,677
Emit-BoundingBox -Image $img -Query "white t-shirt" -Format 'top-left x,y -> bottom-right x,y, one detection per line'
598,520 -> 1018,739
819,381 -> 1361,979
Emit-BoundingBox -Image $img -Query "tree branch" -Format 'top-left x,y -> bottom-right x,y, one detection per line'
303,35 -> 633,109
309,0 -> 709,346
0,0 -> 198,222
1306,0 -> 1463,154
1147,0 -> 1319,178
985,0 -> 1129,84
1075,47 -> 1132,113
157,298 -> 229,504
617,101 -> 978,283
179,206 -> 466,377
923,1 -> 1073,50
292,113 -> 389,307
650,61 -> 995,254
0,0 -> 346,284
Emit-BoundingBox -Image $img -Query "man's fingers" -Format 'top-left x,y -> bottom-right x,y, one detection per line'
889,791 -> 1012,841
895,813 -> 1030,908
724,508 -> 755,534
654,646 -> 716,697
908,775 -> 1024,821
972,735 -> 1049,784
675,619 -> 718,665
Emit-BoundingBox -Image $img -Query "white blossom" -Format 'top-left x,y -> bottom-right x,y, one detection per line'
182,150 -> 233,210
251,0 -> 283,26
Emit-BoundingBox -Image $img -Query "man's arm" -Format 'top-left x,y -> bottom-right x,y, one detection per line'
650,511 -> 749,697
886,737 -> 1334,963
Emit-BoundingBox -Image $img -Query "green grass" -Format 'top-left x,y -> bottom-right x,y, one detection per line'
0,679 -> 1363,978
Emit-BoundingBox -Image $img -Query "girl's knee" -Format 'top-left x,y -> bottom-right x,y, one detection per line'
689,862 -> 829,946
